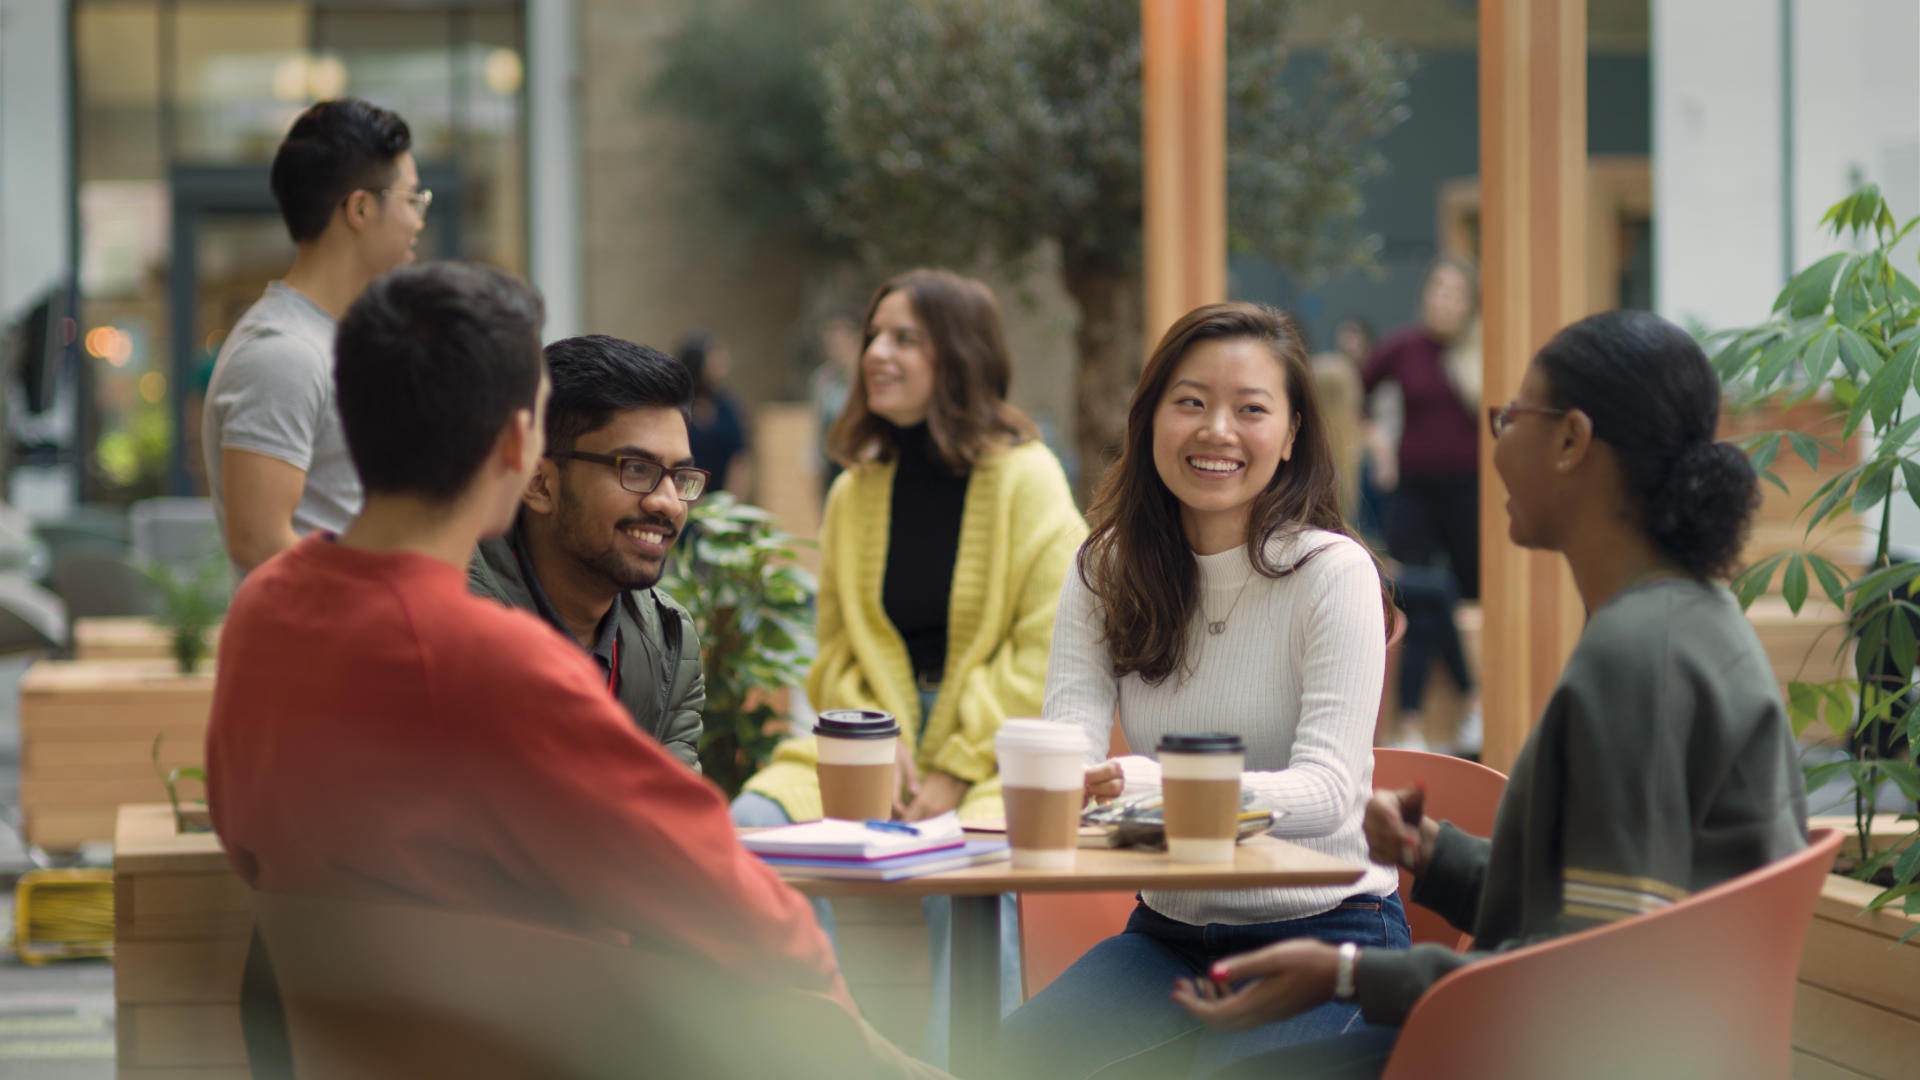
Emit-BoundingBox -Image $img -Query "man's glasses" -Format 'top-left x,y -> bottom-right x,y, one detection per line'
1487,401 -> 1569,439
345,187 -> 433,216
557,451 -> 710,502
378,187 -> 433,216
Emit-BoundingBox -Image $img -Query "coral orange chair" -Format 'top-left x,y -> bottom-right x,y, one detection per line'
1017,720 -> 1138,1000
1377,828 -> 1841,1080
1371,747 -> 1508,950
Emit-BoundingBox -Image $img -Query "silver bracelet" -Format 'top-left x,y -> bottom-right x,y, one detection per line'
1333,942 -> 1359,1001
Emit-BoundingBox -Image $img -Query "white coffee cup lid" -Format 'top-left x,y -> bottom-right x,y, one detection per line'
995,718 -> 1088,754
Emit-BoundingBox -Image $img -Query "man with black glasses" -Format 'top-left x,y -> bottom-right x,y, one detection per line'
469,335 -> 710,769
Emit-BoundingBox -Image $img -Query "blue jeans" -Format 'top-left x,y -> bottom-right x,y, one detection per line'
999,892 -> 1410,1080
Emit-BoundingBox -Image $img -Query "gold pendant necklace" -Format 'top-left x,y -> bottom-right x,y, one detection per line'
1204,576 -> 1255,636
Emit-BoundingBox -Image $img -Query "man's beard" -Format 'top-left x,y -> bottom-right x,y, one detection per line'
553,496 -> 673,593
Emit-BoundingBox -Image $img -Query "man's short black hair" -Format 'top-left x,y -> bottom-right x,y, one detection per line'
335,263 -> 545,502
543,335 -> 695,455
271,98 -> 412,244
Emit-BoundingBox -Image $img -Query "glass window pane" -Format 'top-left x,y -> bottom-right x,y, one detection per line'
76,2 -> 164,182
170,2 -> 310,164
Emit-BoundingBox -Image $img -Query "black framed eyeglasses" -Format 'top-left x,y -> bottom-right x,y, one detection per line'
1487,401 -> 1570,439
556,451 -> 710,501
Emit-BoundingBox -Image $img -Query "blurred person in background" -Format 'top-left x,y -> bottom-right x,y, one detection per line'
809,309 -> 865,499
675,331 -> 752,496
1362,261 -> 1482,755
204,98 -> 423,580
1361,257 -> 1480,600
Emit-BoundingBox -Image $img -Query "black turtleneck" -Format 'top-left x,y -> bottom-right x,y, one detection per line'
882,422 -> 968,684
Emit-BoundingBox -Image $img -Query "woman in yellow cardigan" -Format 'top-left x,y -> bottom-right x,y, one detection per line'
739,267 -> 1086,826
734,267 -> 1085,1068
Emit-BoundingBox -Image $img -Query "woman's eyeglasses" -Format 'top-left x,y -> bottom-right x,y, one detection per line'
1487,401 -> 1569,439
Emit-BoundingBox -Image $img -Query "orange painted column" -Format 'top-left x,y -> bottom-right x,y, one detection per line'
1142,0 -> 1226,347
1478,0 -> 1590,772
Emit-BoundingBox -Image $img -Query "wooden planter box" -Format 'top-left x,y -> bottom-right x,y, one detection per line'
1795,871 -> 1920,1078
73,617 -> 220,663
21,660 -> 214,851
113,803 -> 251,1079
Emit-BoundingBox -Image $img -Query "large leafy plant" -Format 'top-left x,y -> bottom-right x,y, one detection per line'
659,493 -> 816,798
1715,184 -> 1920,924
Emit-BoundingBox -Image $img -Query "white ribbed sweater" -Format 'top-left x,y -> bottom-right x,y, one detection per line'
1044,528 -> 1400,925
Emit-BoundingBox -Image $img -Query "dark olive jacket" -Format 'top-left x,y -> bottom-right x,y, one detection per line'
468,534 -> 705,771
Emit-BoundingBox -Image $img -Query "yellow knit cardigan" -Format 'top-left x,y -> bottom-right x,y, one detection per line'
743,439 -> 1087,822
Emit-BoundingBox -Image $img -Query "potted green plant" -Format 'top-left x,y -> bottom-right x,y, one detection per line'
137,553 -> 229,675
659,492 -> 816,798
1712,184 -> 1920,1074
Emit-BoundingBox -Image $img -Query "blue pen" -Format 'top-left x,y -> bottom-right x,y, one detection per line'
864,819 -> 920,835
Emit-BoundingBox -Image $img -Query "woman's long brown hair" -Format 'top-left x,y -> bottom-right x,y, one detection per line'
1082,302 -> 1391,684
826,268 -> 1039,473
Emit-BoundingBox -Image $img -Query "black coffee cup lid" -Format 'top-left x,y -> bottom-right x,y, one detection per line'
1157,732 -> 1246,754
815,709 -> 900,739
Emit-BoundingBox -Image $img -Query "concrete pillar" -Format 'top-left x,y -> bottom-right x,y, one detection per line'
527,0 -> 582,342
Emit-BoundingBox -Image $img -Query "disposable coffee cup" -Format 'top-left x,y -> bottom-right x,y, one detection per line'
815,709 -> 900,821
1157,732 -> 1246,863
995,719 -> 1090,869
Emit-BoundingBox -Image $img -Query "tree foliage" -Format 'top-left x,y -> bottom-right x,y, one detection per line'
655,0 -> 1411,482
811,0 -> 1410,281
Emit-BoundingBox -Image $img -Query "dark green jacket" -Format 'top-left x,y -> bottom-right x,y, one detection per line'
468,534 -> 706,771
1357,577 -> 1807,1025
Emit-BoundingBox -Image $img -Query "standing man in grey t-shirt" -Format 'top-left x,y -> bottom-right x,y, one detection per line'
204,98 -> 427,578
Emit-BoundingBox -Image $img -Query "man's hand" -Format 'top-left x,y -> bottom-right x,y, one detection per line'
1170,940 -> 1340,1030
891,739 -> 921,819
1364,783 -> 1438,877
902,769 -> 967,821
1083,760 -> 1124,805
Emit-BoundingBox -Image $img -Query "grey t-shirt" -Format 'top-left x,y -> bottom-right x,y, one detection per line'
202,282 -> 362,578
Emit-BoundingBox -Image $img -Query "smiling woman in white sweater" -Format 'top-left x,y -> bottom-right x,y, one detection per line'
998,303 -> 1407,1080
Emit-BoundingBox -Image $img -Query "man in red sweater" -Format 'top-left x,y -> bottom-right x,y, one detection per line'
206,263 -> 861,1043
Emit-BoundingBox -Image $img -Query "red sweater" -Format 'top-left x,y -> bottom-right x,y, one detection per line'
206,536 -> 849,1007
1361,326 -> 1480,476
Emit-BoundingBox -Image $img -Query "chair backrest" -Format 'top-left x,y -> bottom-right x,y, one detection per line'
1379,828 -> 1842,1080
252,891 -> 935,1080
1371,747 -> 1508,950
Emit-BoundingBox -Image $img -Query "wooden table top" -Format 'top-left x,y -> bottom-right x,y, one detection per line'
775,835 -> 1364,899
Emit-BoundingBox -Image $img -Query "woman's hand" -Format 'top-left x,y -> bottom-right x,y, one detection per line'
1083,760 -> 1125,805
1365,784 -> 1438,877
1170,940 -> 1340,1030
891,739 -> 922,819
903,769 -> 968,821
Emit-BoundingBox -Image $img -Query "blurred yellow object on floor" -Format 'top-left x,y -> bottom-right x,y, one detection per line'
13,868 -> 115,965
